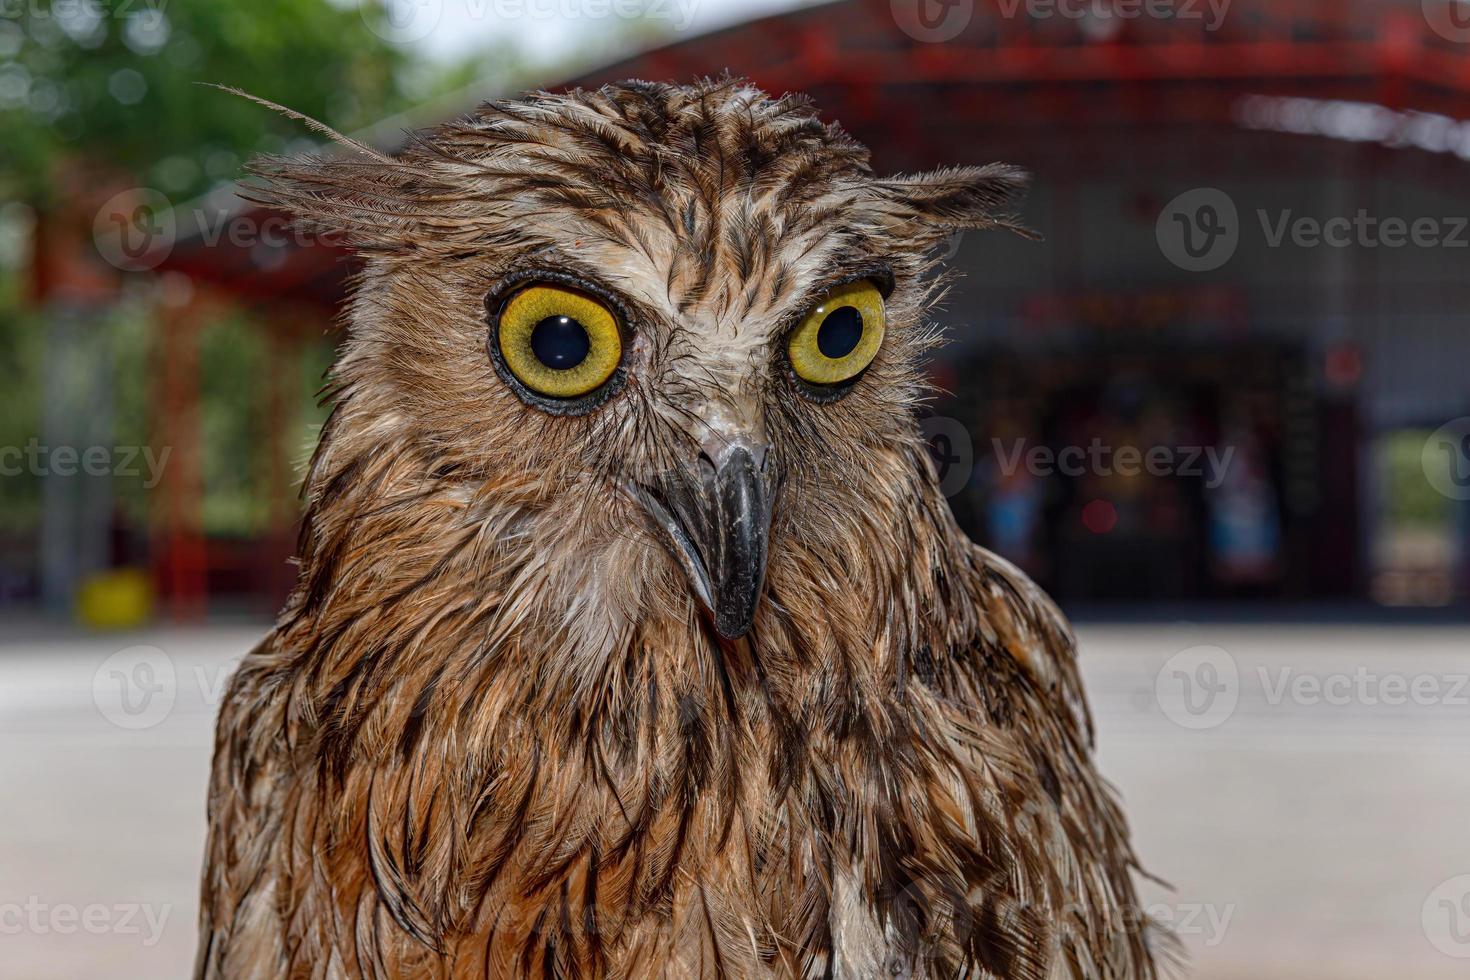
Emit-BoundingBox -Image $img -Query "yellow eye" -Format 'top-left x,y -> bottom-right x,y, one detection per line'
496,284 -> 623,399
787,280 -> 886,386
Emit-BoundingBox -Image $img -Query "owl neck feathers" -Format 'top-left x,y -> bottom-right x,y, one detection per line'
258,405 -> 1045,970
275,400 -> 980,736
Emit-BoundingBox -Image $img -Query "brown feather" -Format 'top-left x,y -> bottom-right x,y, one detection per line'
197,78 -> 1167,979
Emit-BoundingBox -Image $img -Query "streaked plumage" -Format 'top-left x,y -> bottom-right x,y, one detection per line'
197,78 -> 1165,979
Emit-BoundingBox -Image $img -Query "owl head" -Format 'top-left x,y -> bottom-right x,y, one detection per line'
255,78 -> 1028,644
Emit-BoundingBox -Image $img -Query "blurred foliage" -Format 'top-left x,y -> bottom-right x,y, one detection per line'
1381,430 -> 1453,531
197,313 -> 336,538
0,296 -> 334,539
0,292 -> 159,534
0,0 -> 445,566
107,297 -> 156,526
198,315 -> 269,534
0,302 -> 44,533
0,0 -> 677,597
0,0 -> 427,203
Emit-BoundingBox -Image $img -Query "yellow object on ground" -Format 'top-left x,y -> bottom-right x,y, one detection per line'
75,569 -> 154,629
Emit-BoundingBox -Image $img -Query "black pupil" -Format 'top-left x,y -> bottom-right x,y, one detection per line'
530,315 -> 591,370
816,305 -> 863,359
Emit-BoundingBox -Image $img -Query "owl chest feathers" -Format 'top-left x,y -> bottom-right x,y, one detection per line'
212,578 -> 1064,979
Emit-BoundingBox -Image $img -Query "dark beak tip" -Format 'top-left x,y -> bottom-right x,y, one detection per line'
638,440 -> 773,643
714,608 -> 756,640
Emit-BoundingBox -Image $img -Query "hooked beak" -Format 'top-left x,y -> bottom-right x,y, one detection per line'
630,439 -> 773,639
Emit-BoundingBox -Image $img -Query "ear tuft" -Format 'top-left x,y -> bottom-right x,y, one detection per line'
866,163 -> 1037,245
206,84 -> 394,164
238,152 -> 425,253
211,85 -> 445,254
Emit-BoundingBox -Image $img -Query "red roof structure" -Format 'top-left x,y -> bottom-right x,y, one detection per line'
144,0 -> 1470,616
160,0 -> 1470,307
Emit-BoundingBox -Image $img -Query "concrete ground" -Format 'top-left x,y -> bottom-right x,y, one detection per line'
1,619 -> 1467,979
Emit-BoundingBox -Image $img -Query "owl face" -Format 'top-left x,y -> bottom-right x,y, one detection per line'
479,243 -> 902,639
260,80 -> 1027,639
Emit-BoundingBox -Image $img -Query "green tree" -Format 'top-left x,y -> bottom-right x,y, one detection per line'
0,0 -> 419,203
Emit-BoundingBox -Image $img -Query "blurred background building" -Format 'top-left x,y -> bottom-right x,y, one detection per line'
5,0 -> 1469,625
5,3 -> 1470,979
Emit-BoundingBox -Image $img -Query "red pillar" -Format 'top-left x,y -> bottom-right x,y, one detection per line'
154,291 -> 210,621
262,317 -> 304,606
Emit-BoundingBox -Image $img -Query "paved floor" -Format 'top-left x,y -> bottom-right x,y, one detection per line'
1,620 -> 1467,978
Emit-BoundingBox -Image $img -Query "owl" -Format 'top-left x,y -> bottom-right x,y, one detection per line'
197,78 -> 1165,979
